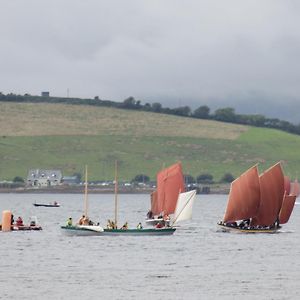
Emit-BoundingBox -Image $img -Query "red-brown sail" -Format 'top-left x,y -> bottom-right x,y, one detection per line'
290,179 -> 300,197
279,193 -> 296,224
284,176 -> 290,195
252,162 -> 284,226
150,190 -> 160,215
156,162 -> 185,215
223,165 -> 260,223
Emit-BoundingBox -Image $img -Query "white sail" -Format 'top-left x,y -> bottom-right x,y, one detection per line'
172,190 -> 196,225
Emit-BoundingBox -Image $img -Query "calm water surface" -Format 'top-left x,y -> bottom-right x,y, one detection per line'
0,193 -> 299,300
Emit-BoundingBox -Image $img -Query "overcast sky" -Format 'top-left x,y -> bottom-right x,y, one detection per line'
1,1 -> 300,122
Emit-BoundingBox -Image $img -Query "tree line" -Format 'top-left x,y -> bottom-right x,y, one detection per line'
133,173 -> 234,184
1,92 -> 300,135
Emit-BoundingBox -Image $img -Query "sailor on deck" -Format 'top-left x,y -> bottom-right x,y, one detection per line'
163,214 -> 170,227
121,222 -> 128,230
78,215 -> 90,225
16,216 -> 23,226
67,217 -> 72,226
146,210 -> 153,219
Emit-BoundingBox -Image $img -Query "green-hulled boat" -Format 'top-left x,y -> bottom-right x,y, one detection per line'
61,163 -> 176,237
61,225 -> 176,236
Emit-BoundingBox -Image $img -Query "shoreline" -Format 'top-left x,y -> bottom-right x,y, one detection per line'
0,185 -> 230,194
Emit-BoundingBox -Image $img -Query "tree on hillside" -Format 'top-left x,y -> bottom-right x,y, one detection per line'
122,96 -> 136,109
221,172 -> 235,183
184,174 -> 195,184
144,103 -> 152,111
152,102 -> 162,112
236,114 -> 266,126
193,105 -> 210,119
13,176 -> 24,183
196,173 -> 214,184
132,174 -> 150,183
214,107 -> 236,123
172,106 -> 191,117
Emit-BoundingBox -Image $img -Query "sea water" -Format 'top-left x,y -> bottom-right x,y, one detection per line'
0,193 -> 299,300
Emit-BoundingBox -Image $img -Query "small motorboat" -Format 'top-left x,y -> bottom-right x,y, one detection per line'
33,201 -> 60,207
12,216 -> 42,231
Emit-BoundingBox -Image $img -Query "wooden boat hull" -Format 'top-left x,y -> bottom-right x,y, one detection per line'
218,224 -> 280,234
33,203 -> 60,207
61,225 -> 176,236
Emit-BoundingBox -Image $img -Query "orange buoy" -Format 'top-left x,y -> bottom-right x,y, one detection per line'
1,210 -> 12,232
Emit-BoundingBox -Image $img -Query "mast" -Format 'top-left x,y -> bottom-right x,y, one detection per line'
114,160 -> 118,228
84,165 -> 88,218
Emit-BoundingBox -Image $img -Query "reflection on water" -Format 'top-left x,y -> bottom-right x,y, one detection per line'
0,193 -> 299,300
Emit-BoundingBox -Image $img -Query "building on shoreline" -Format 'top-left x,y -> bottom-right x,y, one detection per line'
26,169 -> 62,187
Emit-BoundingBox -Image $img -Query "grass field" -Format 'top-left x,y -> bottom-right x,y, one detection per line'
1,102 -> 300,181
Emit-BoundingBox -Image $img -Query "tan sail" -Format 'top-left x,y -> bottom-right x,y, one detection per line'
223,165 -> 260,223
252,162 -> 284,226
279,193 -> 296,224
156,162 -> 185,215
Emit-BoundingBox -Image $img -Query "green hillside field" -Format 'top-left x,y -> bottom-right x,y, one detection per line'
1,102 -> 300,181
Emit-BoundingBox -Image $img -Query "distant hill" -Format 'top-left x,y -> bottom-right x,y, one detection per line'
1,102 -> 300,181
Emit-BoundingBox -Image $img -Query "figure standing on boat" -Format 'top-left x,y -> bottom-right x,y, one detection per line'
121,222 -> 128,230
66,217 -> 72,226
107,219 -> 117,229
163,214 -> 170,227
146,210 -> 153,219
78,215 -> 90,225
16,216 -> 23,226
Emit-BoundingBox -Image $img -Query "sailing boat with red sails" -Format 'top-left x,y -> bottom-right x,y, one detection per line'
146,162 -> 196,227
218,162 -> 296,233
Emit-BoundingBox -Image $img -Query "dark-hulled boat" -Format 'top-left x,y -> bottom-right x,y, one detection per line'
218,162 -> 296,233
33,202 -> 60,207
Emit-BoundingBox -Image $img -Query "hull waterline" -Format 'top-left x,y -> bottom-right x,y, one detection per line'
102,228 -> 175,236
33,203 -> 60,207
61,225 -> 176,236
217,224 -> 280,234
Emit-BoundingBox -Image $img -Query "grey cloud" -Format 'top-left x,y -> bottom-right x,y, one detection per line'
1,0 -> 300,122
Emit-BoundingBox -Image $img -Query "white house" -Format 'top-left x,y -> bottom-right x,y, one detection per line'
27,169 -> 62,187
